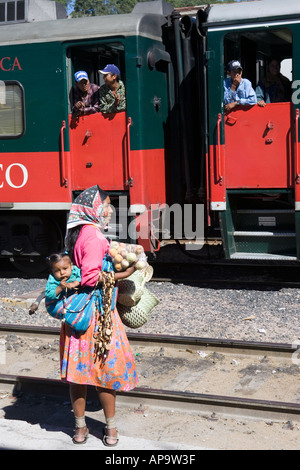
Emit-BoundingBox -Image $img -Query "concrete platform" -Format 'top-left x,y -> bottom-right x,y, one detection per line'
0,418 -> 203,451
0,389 -> 206,451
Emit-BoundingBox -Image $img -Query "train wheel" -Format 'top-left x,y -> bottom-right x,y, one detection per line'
10,256 -> 49,274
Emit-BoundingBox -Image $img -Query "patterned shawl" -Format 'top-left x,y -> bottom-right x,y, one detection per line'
67,185 -> 109,230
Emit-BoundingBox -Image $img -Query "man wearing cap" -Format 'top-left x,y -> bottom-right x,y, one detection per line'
72,71 -> 100,117
98,64 -> 126,114
224,60 -> 257,112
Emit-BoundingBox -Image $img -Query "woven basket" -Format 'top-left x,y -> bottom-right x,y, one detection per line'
117,287 -> 159,329
117,265 -> 153,307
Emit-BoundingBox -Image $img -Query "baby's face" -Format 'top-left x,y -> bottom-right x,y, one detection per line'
52,258 -> 73,281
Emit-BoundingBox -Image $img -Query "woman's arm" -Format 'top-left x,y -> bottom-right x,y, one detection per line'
98,264 -> 135,284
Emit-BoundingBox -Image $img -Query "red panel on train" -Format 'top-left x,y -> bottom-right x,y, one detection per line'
224,103 -> 293,188
69,112 -> 127,191
0,152 -> 71,202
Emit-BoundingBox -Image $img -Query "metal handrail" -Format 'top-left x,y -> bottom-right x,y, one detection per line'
217,113 -> 223,185
60,120 -> 68,188
125,117 -> 133,187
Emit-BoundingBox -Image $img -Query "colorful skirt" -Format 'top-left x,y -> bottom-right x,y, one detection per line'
60,306 -> 138,391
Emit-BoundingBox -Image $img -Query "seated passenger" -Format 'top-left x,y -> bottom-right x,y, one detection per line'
224,60 -> 257,112
256,58 -> 291,107
71,71 -> 100,117
98,64 -> 126,114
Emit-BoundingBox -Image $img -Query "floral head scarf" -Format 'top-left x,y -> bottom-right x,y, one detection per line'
67,185 -> 109,230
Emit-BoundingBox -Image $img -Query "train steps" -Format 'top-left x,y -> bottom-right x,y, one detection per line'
219,195 -> 299,260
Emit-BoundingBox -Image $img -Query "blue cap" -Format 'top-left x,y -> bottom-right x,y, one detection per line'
74,71 -> 89,82
227,60 -> 243,71
98,64 -> 120,76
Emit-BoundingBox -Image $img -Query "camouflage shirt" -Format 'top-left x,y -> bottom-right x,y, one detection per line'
99,80 -> 126,114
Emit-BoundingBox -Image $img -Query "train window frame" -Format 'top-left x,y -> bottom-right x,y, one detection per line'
0,80 -> 25,139
0,0 -> 26,24
223,27 -> 293,94
65,40 -> 126,114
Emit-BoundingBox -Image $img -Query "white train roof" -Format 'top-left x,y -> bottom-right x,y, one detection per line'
0,12 -> 167,45
206,0 -> 300,25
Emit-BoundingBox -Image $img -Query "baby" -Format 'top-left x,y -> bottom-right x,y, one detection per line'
45,252 -> 81,300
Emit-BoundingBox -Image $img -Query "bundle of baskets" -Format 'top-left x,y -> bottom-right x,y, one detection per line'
117,265 -> 159,329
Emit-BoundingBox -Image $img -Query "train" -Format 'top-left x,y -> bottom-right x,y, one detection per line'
0,0 -> 300,272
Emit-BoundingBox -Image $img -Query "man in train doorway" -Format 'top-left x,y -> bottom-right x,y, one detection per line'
224,60 -> 257,112
72,71 -> 100,117
98,64 -> 126,114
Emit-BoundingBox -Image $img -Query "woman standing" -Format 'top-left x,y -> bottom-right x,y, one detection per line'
63,185 -> 138,446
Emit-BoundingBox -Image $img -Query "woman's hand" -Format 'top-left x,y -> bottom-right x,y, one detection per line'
114,265 -> 135,280
98,265 -> 135,284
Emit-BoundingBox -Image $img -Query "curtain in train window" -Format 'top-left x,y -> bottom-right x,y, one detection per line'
0,81 -> 25,138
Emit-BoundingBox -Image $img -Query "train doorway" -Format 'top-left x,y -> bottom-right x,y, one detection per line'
65,42 -> 128,194
222,27 -> 296,260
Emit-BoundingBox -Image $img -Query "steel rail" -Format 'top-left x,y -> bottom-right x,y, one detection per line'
1,373 -> 300,422
1,324 -> 300,421
151,275 -> 300,288
151,263 -> 300,287
0,323 -> 296,355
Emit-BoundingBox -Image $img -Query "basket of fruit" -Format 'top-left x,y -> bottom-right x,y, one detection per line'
109,241 -> 148,272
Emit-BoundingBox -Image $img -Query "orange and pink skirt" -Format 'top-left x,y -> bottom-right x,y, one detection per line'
60,307 -> 138,391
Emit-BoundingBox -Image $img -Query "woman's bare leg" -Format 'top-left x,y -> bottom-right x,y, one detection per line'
69,383 -> 89,443
97,387 -> 118,445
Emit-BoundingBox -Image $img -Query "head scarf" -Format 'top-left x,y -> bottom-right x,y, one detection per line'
67,185 -> 109,230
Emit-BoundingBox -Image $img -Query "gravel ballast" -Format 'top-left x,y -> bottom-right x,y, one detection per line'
1,268 -> 300,451
0,275 -> 299,345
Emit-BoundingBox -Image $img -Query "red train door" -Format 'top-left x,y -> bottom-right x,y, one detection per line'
68,111 -> 128,192
64,42 -> 129,194
224,103 -> 293,190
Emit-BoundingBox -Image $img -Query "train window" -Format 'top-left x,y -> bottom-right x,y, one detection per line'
7,1 -> 15,21
0,3 -> 4,21
224,28 -> 293,94
0,81 -> 25,138
0,0 -> 25,23
67,42 -> 125,112
16,0 -> 24,20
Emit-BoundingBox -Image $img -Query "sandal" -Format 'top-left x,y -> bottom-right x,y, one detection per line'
102,426 -> 119,447
72,425 -> 89,445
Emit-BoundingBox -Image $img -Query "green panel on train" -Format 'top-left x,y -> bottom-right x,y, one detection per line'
125,35 -> 169,151
0,41 -> 66,153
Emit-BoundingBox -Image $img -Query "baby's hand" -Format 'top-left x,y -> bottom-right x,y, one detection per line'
59,279 -> 68,290
66,281 -> 80,290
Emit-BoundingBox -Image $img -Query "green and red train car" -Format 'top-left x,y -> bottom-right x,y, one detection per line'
0,0 -> 300,271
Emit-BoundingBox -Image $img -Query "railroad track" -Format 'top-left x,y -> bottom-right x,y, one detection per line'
1,323 -> 300,423
2,258 -> 300,287
151,262 -> 300,287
